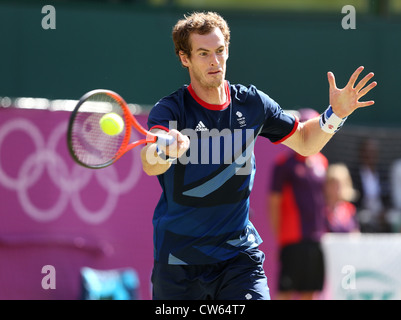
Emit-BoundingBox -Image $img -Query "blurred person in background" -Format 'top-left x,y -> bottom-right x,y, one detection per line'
268,108 -> 328,300
324,163 -> 359,233
351,137 -> 390,232
388,159 -> 401,232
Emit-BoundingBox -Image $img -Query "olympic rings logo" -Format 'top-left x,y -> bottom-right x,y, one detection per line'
0,118 -> 142,224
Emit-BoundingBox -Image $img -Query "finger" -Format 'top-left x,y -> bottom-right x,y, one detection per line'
327,71 -> 337,90
177,135 -> 190,157
358,81 -> 377,98
177,134 -> 188,146
168,129 -> 180,136
347,66 -> 364,88
355,72 -> 375,92
181,135 -> 190,150
357,100 -> 375,108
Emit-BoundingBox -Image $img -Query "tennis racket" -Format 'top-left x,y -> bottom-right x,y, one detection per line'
67,89 -> 174,169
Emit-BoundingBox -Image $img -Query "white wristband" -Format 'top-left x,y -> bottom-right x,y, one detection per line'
319,105 -> 347,134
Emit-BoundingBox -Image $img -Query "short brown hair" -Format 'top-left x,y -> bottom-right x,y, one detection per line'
172,12 -> 230,61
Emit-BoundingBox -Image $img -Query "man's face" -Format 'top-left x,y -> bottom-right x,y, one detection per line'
180,27 -> 229,88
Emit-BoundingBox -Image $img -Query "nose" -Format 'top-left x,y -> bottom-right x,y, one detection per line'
210,53 -> 219,66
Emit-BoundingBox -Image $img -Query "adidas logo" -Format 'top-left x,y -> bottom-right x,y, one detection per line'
195,121 -> 208,132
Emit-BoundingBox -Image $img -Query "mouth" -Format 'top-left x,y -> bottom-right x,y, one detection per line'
208,70 -> 222,75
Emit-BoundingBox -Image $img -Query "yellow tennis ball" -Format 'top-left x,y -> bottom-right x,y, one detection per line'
99,112 -> 124,136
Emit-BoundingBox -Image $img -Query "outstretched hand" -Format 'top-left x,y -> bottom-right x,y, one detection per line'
327,66 -> 377,118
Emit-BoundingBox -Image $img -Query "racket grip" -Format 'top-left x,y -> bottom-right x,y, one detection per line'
156,134 -> 175,146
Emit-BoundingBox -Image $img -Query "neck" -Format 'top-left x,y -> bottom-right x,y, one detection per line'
190,80 -> 227,105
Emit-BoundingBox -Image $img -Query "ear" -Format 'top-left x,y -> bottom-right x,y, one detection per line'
179,51 -> 190,68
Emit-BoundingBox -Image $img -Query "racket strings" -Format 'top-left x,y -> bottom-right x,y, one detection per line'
70,93 -> 127,167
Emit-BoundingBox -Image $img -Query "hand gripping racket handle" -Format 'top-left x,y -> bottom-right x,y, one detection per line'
155,134 -> 175,147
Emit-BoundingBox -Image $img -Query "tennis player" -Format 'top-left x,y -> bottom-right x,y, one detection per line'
140,11 -> 376,300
